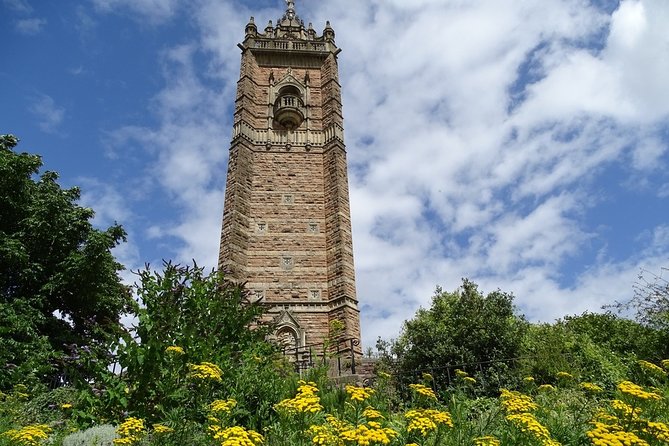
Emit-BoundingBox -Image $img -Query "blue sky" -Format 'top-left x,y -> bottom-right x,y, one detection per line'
2,0 -> 668,347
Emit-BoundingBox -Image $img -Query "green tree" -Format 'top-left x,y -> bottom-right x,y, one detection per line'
0,134 -> 132,389
563,311 -> 668,361
391,279 -> 528,393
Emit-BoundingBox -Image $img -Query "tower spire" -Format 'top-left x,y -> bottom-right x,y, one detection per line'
280,0 -> 300,23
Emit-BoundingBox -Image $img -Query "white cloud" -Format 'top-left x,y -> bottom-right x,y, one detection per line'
3,0 -> 32,14
15,17 -> 46,34
96,0 -> 669,349
90,0 -> 182,24
29,95 -> 65,134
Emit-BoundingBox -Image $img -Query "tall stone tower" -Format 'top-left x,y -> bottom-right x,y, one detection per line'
218,1 -> 361,352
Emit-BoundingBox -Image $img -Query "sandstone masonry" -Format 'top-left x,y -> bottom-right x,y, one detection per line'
218,1 -> 361,353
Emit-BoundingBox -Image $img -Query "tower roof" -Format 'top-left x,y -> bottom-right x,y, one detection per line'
278,0 -> 302,28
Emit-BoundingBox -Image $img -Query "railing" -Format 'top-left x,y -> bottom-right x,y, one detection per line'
232,122 -> 345,146
254,40 -> 327,52
282,337 -> 361,376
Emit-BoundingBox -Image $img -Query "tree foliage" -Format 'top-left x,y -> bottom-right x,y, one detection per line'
390,279 -> 528,391
0,134 -> 132,389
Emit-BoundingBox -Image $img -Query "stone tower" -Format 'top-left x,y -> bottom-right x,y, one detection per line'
218,1 -> 361,352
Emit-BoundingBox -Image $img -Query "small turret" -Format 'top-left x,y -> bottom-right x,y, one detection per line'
245,16 -> 257,38
323,21 -> 335,42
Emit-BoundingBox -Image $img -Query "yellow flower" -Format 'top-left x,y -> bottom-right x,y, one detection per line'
377,371 -> 391,380
113,417 -> 145,445
2,424 -> 52,446
500,389 -> 537,413
638,360 -> 666,376
474,436 -> 501,446
587,421 -> 649,445
188,362 -> 223,382
463,376 -> 476,385
556,371 -> 573,380
165,345 -> 185,355
211,399 -> 237,414
523,376 -> 535,383
345,385 -> 374,402
661,359 -> 669,370
405,409 -> 453,436
61,403 -> 73,409
274,380 -> 323,414
506,412 -> 560,446
363,406 -> 385,420
210,426 -> 264,446
455,369 -> 468,378
538,384 -> 555,392
644,420 -> 669,442
580,382 -> 603,393
152,423 -> 174,434
340,422 -> 398,445
422,372 -> 434,381
617,381 -> 662,401
409,383 -> 437,400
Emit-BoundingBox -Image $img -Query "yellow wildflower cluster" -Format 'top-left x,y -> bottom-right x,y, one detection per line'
637,360 -> 665,376
500,389 -> 538,413
2,424 -> 52,446
617,381 -> 662,401
165,345 -> 185,355
61,403 -> 73,409
408,383 -> 437,400
463,376 -> 477,385
152,423 -> 174,434
661,359 -> 669,370
339,421 -> 399,445
377,371 -> 391,380
274,380 -> 323,414
524,376 -> 535,383
610,400 -> 643,420
362,406 -> 384,420
581,382 -> 604,393
500,389 -> 560,446
211,399 -> 237,414
113,417 -> 145,445
587,421 -> 649,446
188,362 -> 223,382
209,425 -> 264,446
538,384 -> 555,392
455,369 -> 468,378
422,372 -> 433,381
473,435 -> 501,446
644,421 -> 669,442
346,385 -> 374,402
309,424 -> 344,446
556,371 -> 573,380
506,413 -> 561,446
405,408 -> 453,436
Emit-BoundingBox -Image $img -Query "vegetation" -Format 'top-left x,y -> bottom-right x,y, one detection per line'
0,135 -> 132,390
2,134 -> 669,445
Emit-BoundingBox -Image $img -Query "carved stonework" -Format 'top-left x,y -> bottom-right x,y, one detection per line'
218,1 -> 361,353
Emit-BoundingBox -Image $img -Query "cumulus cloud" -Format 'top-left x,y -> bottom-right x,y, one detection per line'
93,0 -> 669,348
